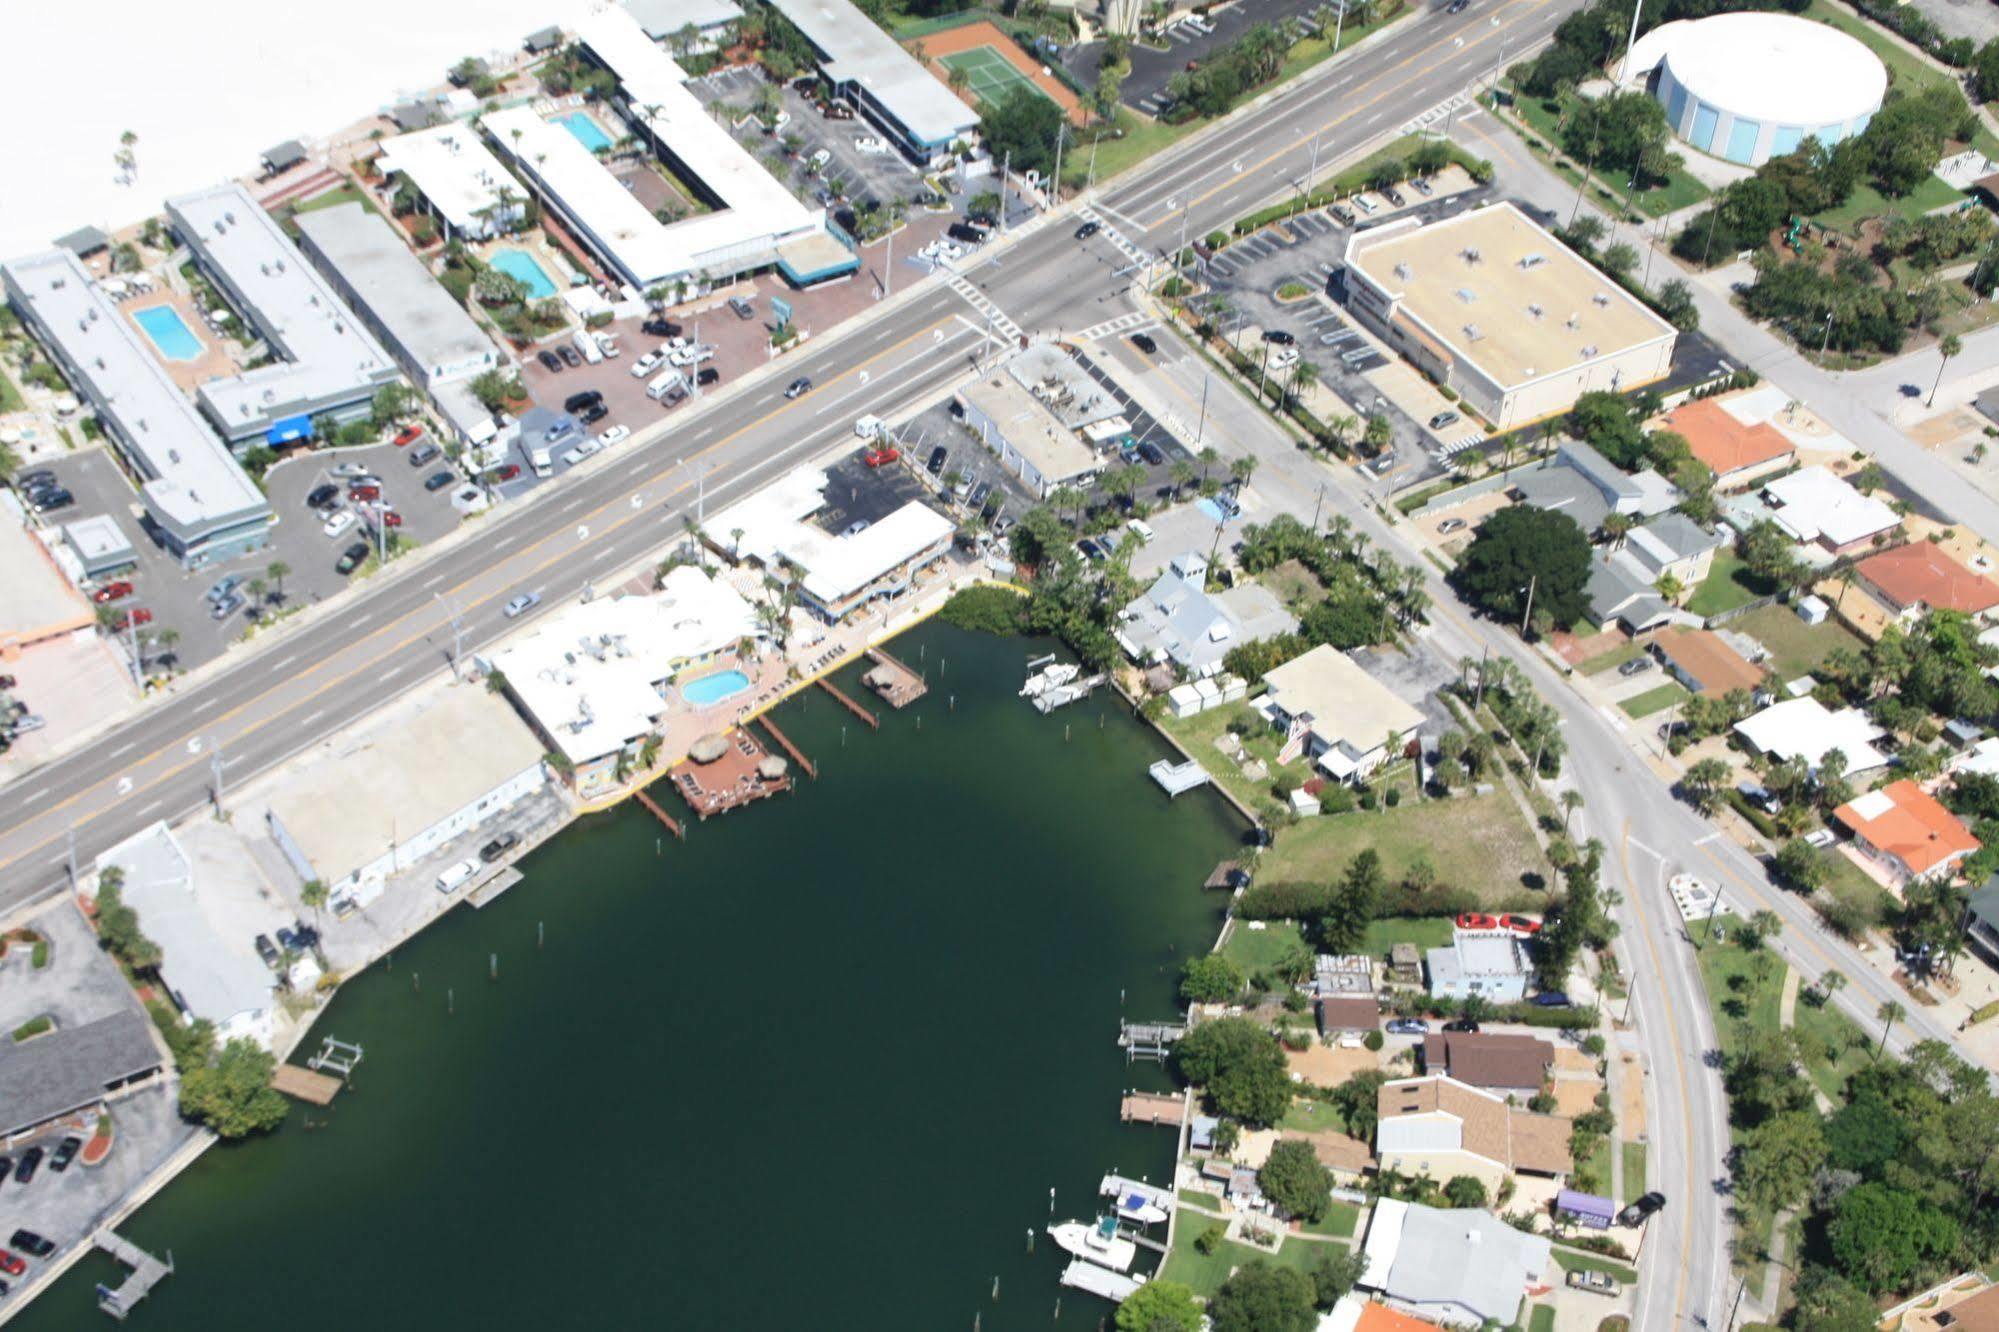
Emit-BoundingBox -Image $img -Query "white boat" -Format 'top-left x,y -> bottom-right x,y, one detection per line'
1020,662 -> 1081,697
1048,1217 -> 1136,1272
1101,1174 -> 1172,1225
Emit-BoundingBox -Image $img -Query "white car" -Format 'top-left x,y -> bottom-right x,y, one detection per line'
322,510 -> 356,538
598,425 -> 631,447
809,148 -> 831,172
854,135 -> 887,154
331,462 -> 371,479
630,350 -> 666,377
854,414 -> 885,439
772,110 -> 791,129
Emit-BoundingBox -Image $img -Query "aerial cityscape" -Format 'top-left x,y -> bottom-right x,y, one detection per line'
5,0 -> 1999,1326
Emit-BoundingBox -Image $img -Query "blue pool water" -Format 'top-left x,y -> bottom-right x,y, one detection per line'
557,111 -> 613,153
682,669 -> 752,707
134,305 -> 203,361
489,249 -> 558,301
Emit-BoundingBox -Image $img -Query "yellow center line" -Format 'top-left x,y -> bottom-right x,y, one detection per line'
0,316 -> 958,873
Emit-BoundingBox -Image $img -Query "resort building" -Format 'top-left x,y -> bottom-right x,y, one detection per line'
1116,551 -> 1297,677
0,1010 -> 163,1144
376,122 -> 528,242
167,183 -> 400,445
1374,1076 -> 1574,1193
768,0 -> 981,162
1343,203 -> 1678,431
98,821 -> 280,1048
0,249 -> 273,569
1360,1199 -> 1553,1329
623,0 -> 743,46
1651,627 -> 1766,699
704,467 -> 955,623
1658,396 -> 1796,491
1734,696 -> 1889,775
1259,644 -> 1424,785
1852,542 -> 1999,622
1832,779 -> 1980,884
294,203 -> 507,451
1760,466 -> 1899,554
484,567 -> 764,798
262,685 -> 549,904
1419,1032 -> 1554,1100
1425,927 -> 1531,1004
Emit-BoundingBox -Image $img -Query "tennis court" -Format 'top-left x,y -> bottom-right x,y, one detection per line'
916,19 -> 1090,126
938,45 -> 1039,103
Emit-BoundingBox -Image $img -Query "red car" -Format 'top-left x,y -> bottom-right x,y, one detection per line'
488,464 -> 521,483
374,510 -> 404,529
1455,912 -> 1500,931
1499,914 -> 1542,937
393,424 -> 424,447
109,608 -> 154,631
0,1250 -> 21,1278
863,446 -> 900,468
348,484 -> 381,502
92,580 -> 135,604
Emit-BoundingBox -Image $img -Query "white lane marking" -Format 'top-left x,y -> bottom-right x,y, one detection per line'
379,666 -> 402,683
591,546 -> 618,563
560,498 -> 586,514
301,710 -> 325,726
353,613 -> 373,627
424,573 -> 450,590
20,788 -> 47,806
1628,837 -> 1668,863
273,654 -> 298,669
193,698 -> 220,715
110,741 -> 136,757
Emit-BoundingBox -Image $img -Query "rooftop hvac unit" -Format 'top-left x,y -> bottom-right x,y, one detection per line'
1520,253 -> 1547,269
1593,292 -> 1611,307
1460,247 -> 1481,264
1581,345 -> 1598,357
1527,303 -> 1544,320
167,448 -> 180,464
224,211 -> 236,226
1463,323 -> 1484,342
1566,314 -> 1580,330
1393,262 -> 1412,281
1455,288 -> 1477,303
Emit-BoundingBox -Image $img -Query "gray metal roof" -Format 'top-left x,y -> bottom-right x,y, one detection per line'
102,822 -> 273,1032
389,100 -> 447,132
524,24 -> 565,51
53,225 -> 108,256
1118,567 -> 1296,674
1384,1203 -> 1550,1324
1,249 -> 270,548
622,0 -> 743,38
0,1011 -> 161,1138
769,0 -> 980,148
294,203 -> 500,389
262,140 -> 307,172
168,183 -> 399,439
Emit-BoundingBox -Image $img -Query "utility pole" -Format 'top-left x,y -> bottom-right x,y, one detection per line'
1051,126 -> 1067,206
1086,135 -> 1100,193
1617,0 -> 1644,82
66,825 -> 77,889
883,222 -> 895,299
1000,151 -> 1012,235
1311,483 -> 1325,532
125,611 -> 140,686
438,594 -> 466,680
1519,574 -> 1537,636
1194,372 -> 1210,448
1333,0 -> 1347,53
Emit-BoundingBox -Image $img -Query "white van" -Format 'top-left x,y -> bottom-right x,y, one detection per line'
435,859 -> 478,894
572,328 -> 604,365
854,414 -> 885,439
1126,518 -> 1155,545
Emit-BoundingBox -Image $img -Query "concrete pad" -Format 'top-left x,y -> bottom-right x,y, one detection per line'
0,505 -> 93,654
0,629 -> 138,773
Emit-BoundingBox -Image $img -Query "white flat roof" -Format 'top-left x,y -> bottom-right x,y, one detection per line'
796,501 -> 955,603
769,0 -> 979,148
0,249 -> 270,546
377,122 -> 524,235
1734,696 -> 1888,771
1763,466 -> 1899,548
101,822 -> 272,1031
1624,13 -> 1885,128
488,569 -> 762,765
707,465 -> 832,565
167,183 -> 398,433
624,0 -> 743,36
962,374 -> 1099,485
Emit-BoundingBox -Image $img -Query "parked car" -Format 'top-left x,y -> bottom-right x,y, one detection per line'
1428,410 -> 1460,430
0,1252 -> 21,1278
696,366 -> 721,387
392,424 -> 424,447
1264,329 -> 1296,345
1456,912 -> 1500,930
728,295 -> 756,320
488,464 -> 521,483
1618,656 -> 1654,677
1498,914 -> 1542,936
504,592 -> 541,619
785,377 -> 813,399
864,446 -> 900,468
1138,441 -> 1166,466
6,714 -> 43,737
1074,220 -> 1100,240
347,484 -> 381,503
1413,176 -> 1434,196
1386,1018 -> 1428,1035
424,471 -> 456,492
48,1137 -> 80,1173
1567,1270 -> 1620,1296
29,489 -> 73,513
92,581 -> 135,604
210,593 -> 246,621
599,425 -> 631,447
1442,1018 -> 1481,1033
1384,187 -> 1405,206
578,402 -> 609,426
1130,332 -> 1158,354
1447,0 -> 1470,12
480,831 -> 522,863
642,318 -> 683,339
557,345 -> 583,368
1437,518 -> 1467,535
1618,1191 -> 1667,1226
8,1232 -> 52,1258
409,442 -> 441,467
1532,991 -> 1573,1008
1076,538 -> 1107,563
15,469 -> 55,489
537,350 -> 563,372
925,446 -> 948,476
330,462 -> 372,479
1332,205 -> 1357,224
334,542 -> 369,576
307,483 -> 341,510
563,390 -> 603,415
107,609 -> 152,632
255,934 -> 281,968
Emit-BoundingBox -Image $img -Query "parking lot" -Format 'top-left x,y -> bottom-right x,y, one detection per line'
693,65 -> 930,214
1062,0 -> 1331,117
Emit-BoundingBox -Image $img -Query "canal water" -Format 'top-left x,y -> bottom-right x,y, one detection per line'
20,623 -> 1240,1329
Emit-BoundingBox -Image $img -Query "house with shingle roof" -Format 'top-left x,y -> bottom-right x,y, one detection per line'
1375,1074 -> 1573,1194
1419,1032 -> 1555,1100
1854,543 -> 1999,622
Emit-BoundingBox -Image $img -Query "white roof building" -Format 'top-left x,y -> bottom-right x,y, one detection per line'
768,0 -> 981,156
1762,466 -> 1899,552
1361,1198 -> 1552,1327
1733,695 -> 1889,773
377,122 -> 527,241
1262,645 -> 1425,783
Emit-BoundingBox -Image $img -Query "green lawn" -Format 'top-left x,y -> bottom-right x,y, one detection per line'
1730,603 -> 1865,681
1508,90 -> 1710,219
284,182 -> 376,220
1528,1305 -> 1558,1332
1573,1133 -> 1613,1198
1158,701 -> 1310,812
1620,681 -> 1690,719
1815,175 -> 1970,233
1693,920 -> 1788,1054
1261,559 -> 1329,611
1803,0 -> 1999,157
1178,1187 -> 1225,1210
1221,919 -> 1311,982
1158,1215 -> 1340,1297
1622,1141 -> 1647,1198
1792,994 -> 1874,1104
1280,1098 -> 1351,1135
1260,792 -> 1547,904
1686,549 -> 1776,618
1360,916 -> 1455,956
1305,1201 -> 1362,1238
0,366 -> 22,415
1550,1247 -> 1641,1284
1580,640 -> 1648,676
1818,853 -> 1896,936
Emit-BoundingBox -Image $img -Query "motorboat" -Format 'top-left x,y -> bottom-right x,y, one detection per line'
1100,1175 -> 1172,1225
1019,662 -> 1081,697
1047,1217 -> 1136,1273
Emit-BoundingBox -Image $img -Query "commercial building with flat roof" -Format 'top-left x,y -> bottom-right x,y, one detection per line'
1344,202 -> 1677,430
294,203 -> 505,447
167,183 -> 400,444
624,0 -> 743,41
769,0 -> 981,160
376,123 -> 527,242
1,249 -> 272,569
957,372 -> 1102,498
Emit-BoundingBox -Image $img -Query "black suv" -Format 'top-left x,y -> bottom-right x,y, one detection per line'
9,1231 -> 52,1258
48,1136 -> 80,1173
13,1148 -> 43,1184
1618,1192 -> 1666,1227
563,390 -> 604,415
480,831 -> 522,863
1131,332 -> 1158,354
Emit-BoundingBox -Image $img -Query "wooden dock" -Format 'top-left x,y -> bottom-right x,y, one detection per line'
861,648 -> 928,709
1120,1090 -> 1187,1127
668,730 -> 794,820
469,866 -> 524,909
93,1230 -> 173,1320
816,677 -> 879,728
634,788 -> 686,839
1204,859 -> 1247,891
757,715 -> 817,779
1118,1020 -> 1187,1062
270,1064 -> 343,1106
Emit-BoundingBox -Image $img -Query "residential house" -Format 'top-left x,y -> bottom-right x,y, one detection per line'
1733,696 -> 1889,776
1115,552 -> 1298,677
1832,779 -> 1980,884
1374,1075 -> 1574,1194
1318,995 -> 1383,1038
1652,628 -> 1766,700
1587,512 -> 1724,631
1761,466 -> 1899,554
1283,1127 -> 1376,1183
1359,1197 -> 1553,1328
1425,928 -> 1531,1004
1261,644 -> 1426,785
1853,543 -> 1999,623
1660,396 -> 1796,490
1419,1032 -> 1555,1100
1509,439 -> 1679,534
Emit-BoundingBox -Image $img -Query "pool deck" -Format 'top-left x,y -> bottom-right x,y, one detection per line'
124,288 -> 239,391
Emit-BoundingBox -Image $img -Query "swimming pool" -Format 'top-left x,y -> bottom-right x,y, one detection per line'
134,305 -> 203,362
682,669 -> 752,707
557,111 -> 614,153
489,249 -> 558,301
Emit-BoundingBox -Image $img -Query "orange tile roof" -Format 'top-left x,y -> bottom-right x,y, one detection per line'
1356,1304 -> 1447,1331
1655,628 -> 1767,699
1834,779 -> 1981,876
1855,543 -> 1999,616
1663,398 -> 1795,476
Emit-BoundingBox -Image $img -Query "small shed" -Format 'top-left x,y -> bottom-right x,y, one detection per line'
1555,1188 -> 1617,1229
1189,1114 -> 1220,1152
1795,594 -> 1829,625
53,225 -> 109,259
261,140 -> 308,177
1387,942 -> 1423,985
64,514 -> 137,579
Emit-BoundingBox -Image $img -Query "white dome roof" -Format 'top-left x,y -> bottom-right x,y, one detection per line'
1624,12 -> 1886,129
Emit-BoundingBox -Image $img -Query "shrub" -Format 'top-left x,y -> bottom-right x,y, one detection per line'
10,1016 -> 51,1042
1362,1029 -> 1384,1051
938,585 -> 1023,636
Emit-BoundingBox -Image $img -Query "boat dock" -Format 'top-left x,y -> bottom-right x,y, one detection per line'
634,788 -> 687,839
92,1231 -> 173,1320
1058,1259 -> 1144,1302
1120,1090 -> 1187,1127
1032,673 -> 1107,714
1149,758 -> 1210,796
1204,859 -> 1247,891
816,677 -> 879,728
757,715 -> 817,779
1117,1019 -> 1187,1062
861,648 -> 927,709
668,730 -> 794,819
1101,1175 -> 1174,1225
270,1063 -> 343,1106
468,866 -> 525,909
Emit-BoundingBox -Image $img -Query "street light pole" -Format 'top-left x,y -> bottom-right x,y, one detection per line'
438,594 -> 466,681
1519,574 -> 1537,636
1194,372 -> 1210,447
210,740 -> 227,819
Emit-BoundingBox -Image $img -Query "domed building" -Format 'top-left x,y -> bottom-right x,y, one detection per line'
1620,12 -> 1886,166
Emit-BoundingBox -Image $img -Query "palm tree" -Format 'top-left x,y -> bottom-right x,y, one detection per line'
1876,999 -> 1906,1056
1229,455 -> 1258,488
1682,756 -> 1730,813
1600,512 -> 1634,549
300,879 -> 328,933
1169,460 -> 1196,498
1817,969 -> 1847,1006
1197,446 -> 1220,486
1655,571 -> 1685,605
1929,333 -> 1963,408
1559,790 -> 1583,837
266,560 -> 291,604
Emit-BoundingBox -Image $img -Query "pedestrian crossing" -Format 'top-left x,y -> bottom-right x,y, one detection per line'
1399,93 -> 1473,138
1432,431 -> 1484,462
946,274 -> 1025,345
1073,310 -> 1159,344
1077,205 -> 1152,271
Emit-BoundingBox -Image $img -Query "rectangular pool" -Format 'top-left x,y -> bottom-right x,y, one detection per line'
557,111 -> 614,153
489,249 -> 558,301
682,669 -> 751,707
134,305 -> 204,362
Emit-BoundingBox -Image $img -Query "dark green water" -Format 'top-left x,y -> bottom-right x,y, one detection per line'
18,624 -> 1239,1330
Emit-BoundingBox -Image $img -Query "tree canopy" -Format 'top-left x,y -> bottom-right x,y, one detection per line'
979,87 -> 1065,178
1453,506 -> 1593,631
1257,1138 -> 1333,1222
179,1037 -> 289,1139
1114,1279 -> 1204,1332
1208,1260 -> 1318,1332
1175,1017 -> 1292,1126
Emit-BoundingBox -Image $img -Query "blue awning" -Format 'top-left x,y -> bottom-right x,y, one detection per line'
267,415 -> 314,445
1556,1189 -> 1616,1226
